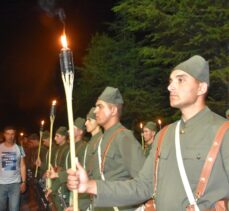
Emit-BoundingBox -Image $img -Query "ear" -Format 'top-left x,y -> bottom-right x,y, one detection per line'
197,82 -> 208,96
110,105 -> 118,116
79,129 -> 83,136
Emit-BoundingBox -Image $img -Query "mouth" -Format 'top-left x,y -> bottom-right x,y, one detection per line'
170,95 -> 177,99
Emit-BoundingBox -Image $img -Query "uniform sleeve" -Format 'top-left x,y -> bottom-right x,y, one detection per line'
94,150 -> 154,207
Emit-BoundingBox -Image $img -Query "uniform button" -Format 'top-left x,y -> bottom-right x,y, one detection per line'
180,129 -> 185,134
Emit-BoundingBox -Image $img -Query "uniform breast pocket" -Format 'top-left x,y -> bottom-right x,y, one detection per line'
105,149 -> 116,161
103,149 -> 120,174
183,147 -> 208,184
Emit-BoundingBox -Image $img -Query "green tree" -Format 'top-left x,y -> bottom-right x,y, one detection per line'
112,0 -> 229,120
75,0 -> 229,128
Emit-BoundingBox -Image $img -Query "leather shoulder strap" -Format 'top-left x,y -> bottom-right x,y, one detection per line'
153,125 -> 169,196
195,121 -> 229,199
101,127 -> 126,173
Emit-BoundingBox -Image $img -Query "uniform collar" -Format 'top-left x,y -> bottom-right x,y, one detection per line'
104,122 -> 123,134
180,106 -> 210,132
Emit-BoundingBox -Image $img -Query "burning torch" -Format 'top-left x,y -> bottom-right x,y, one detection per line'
59,31 -> 78,211
140,122 -> 144,150
35,120 -> 45,178
47,100 -> 56,189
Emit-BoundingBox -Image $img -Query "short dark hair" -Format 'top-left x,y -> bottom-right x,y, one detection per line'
3,126 -> 16,132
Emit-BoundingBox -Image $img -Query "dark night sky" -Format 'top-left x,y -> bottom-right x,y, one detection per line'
0,0 -> 116,134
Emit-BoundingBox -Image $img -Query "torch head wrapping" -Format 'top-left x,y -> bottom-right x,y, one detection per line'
59,50 -> 74,73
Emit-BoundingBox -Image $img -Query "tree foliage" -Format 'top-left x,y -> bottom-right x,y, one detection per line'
74,0 -> 229,127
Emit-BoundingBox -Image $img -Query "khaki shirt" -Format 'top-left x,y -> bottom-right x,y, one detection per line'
95,122 -> 145,211
95,107 -> 229,210
85,131 -> 103,177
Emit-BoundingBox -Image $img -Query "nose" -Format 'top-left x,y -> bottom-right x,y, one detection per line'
94,107 -> 98,113
167,81 -> 174,92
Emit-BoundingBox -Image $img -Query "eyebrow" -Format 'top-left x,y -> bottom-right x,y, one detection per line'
170,73 -> 188,80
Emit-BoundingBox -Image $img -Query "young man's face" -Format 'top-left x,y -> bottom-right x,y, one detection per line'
167,69 -> 201,109
95,100 -> 113,128
4,129 -> 16,143
54,133 -> 65,145
85,118 -> 98,134
143,128 -> 155,142
43,138 -> 50,147
74,127 -> 83,139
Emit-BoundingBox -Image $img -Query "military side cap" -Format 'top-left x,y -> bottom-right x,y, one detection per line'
56,126 -> 68,136
144,121 -> 157,132
173,55 -> 209,85
87,107 -> 96,120
74,117 -> 86,131
225,109 -> 229,118
42,130 -> 50,139
98,86 -> 124,104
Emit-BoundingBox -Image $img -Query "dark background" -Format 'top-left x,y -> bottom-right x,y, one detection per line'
0,0 -> 116,134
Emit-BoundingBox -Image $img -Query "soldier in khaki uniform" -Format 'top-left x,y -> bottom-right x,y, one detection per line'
67,55 -> 229,211
26,133 -> 39,174
47,126 -> 69,210
81,107 -> 103,211
84,107 -> 103,180
72,87 -> 145,211
143,121 -> 157,157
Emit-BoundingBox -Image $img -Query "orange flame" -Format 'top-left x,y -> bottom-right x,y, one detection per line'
158,119 -> 162,125
20,132 -> 24,137
41,120 -> 45,126
52,100 -> 57,106
61,33 -> 68,49
140,122 -> 143,129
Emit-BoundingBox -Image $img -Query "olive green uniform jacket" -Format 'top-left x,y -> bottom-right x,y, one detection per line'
51,142 -> 70,211
79,131 -> 103,211
85,131 -> 103,177
54,140 -> 87,210
95,107 -> 229,211
95,122 -> 145,211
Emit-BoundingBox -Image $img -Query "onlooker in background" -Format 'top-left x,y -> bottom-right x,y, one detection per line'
0,126 -> 26,211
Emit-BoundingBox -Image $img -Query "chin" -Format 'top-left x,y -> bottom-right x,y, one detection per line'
170,102 -> 180,108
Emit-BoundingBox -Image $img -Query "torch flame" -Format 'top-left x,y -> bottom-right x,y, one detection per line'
140,122 -> 143,129
61,34 -> 68,49
158,119 -> 162,125
52,100 -> 57,106
20,132 -> 24,137
41,120 -> 45,126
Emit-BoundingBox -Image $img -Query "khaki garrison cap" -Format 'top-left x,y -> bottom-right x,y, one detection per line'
74,117 -> 86,131
144,121 -> 157,132
173,55 -> 209,85
42,130 -> 50,139
87,107 -> 96,120
56,126 -> 68,136
98,86 -> 124,104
